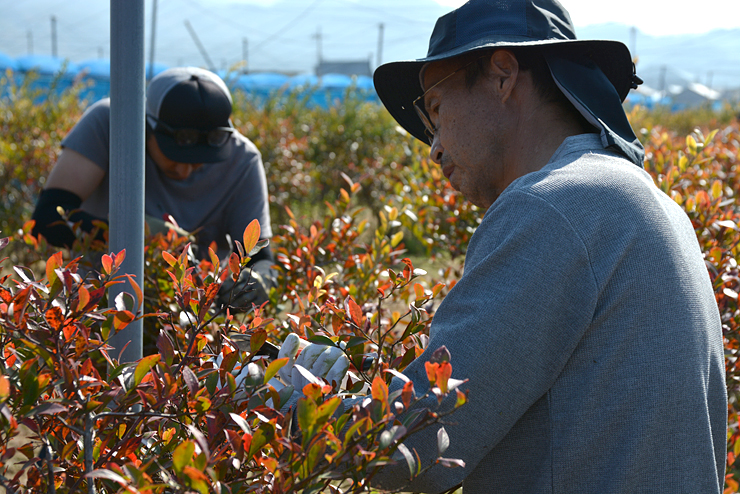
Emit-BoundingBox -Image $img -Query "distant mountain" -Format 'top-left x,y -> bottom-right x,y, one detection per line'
1,0 -> 738,90
577,24 -> 740,91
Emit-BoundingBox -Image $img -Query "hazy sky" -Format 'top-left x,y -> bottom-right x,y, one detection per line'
223,0 -> 740,37
435,0 -> 740,37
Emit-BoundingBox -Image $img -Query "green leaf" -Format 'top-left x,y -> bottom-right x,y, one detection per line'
172,440 -> 195,474
345,336 -> 366,349
133,354 -> 161,388
248,427 -> 270,458
297,397 -> 318,435
396,443 -> 417,480
308,335 -> 335,347
249,329 -> 267,355
264,358 -> 288,384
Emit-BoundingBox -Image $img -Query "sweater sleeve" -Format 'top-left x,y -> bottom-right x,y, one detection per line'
368,189 -> 599,492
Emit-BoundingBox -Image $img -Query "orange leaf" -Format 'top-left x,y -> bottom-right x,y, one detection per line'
243,219 -> 261,255
345,296 -> 363,327
101,254 -> 113,275
162,251 -> 177,267
77,286 -> 90,311
401,380 -> 414,409
113,249 -> 126,269
125,275 -> 144,311
45,307 -> 64,331
113,310 -> 135,331
371,376 -> 388,404
413,283 -> 426,301
435,362 -> 452,394
229,253 -> 241,280
425,362 -> 438,386
46,251 -> 63,285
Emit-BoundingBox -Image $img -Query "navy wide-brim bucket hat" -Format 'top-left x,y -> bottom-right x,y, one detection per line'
374,0 -> 645,167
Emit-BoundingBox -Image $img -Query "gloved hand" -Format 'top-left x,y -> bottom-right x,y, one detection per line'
218,259 -> 277,311
145,214 -> 192,239
277,333 -> 350,392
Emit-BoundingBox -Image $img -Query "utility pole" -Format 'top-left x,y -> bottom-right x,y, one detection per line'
27,30 -> 33,55
707,71 -> 713,89
658,65 -> 667,93
184,20 -> 216,72
242,37 -> 248,73
377,23 -> 384,68
148,0 -> 158,81
629,26 -> 637,58
51,16 -> 57,57
98,46 -> 104,58
312,26 -> 322,65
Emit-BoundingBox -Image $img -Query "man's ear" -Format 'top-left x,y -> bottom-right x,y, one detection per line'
486,49 -> 519,104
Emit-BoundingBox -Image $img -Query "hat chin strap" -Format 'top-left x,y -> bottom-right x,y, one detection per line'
547,55 -> 645,168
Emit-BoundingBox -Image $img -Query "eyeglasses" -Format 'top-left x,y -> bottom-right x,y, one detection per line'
147,115 -> 234,147
413,55 -> 487,141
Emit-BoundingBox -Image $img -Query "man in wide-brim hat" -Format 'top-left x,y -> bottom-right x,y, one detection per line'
360,0 -> 726,492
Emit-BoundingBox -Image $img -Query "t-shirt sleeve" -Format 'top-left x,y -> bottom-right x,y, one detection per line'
60,99 -> 111,172
367,189 -> 599,492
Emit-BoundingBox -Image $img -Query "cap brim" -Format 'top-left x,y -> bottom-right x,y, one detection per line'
154,132 -> 234,164
374,39 -> 633,145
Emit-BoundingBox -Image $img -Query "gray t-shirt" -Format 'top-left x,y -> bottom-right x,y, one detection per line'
62,98 -> 272,257
353,134 -> 726,493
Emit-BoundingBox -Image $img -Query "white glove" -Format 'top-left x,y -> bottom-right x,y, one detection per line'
213,353 -> 284,403
277,333 -> 350,392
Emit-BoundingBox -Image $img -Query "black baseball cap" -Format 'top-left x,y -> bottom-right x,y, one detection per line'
146,67 -> 234,164
373,0 -> 645,167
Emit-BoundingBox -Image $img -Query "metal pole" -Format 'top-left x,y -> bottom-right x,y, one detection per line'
184,20 -> 216,71
242,37 -> 248,73
109,0 -> 145,364
377,23 -> 384,69
50,16 -> 57,57
148,0 -> 158,81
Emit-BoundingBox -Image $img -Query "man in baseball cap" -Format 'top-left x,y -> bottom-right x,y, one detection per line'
32,66 -> 276,311
307,1 -> 725,492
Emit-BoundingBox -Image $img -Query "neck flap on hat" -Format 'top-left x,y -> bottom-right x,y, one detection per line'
547,54 -> 645,168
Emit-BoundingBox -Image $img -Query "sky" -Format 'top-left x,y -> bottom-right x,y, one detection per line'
1,0 -> 738,88
437,0 -> 740,37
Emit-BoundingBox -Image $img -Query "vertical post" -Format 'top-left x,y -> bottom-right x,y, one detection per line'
629,26 -> 636,59
27,30 -> 33,55
148,0 -> 158,81
242,37 -> 248,73
109,0 -> 145,364
376,23 -> 384,69
50,16 -> 57,57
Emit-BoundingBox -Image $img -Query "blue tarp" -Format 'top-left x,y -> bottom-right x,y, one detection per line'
0,51 -> 17,70
15,55 -> 77,75
1,53 -> 379,107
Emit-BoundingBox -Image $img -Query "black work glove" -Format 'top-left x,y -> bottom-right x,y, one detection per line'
217,259 -> 277,311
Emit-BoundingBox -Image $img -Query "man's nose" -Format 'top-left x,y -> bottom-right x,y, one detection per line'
429,135 -> 444,164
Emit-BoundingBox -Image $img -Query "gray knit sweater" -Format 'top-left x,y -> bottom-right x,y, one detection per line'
366,134 -> 726,493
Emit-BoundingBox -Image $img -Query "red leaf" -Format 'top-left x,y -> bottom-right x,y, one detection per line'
345,296 -> 363,327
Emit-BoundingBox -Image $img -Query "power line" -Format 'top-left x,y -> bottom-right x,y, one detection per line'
253,0 -> 323,51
